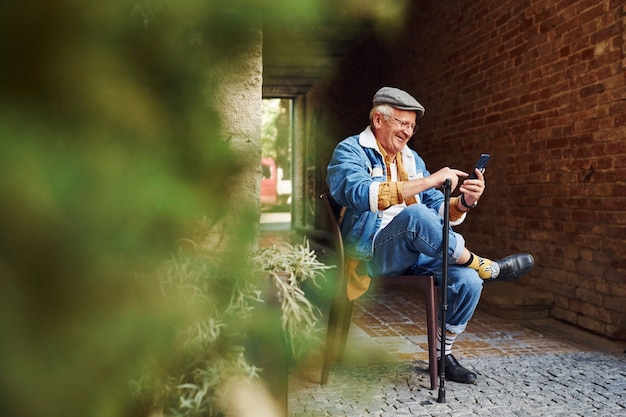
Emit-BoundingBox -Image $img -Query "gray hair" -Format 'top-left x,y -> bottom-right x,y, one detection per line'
369,104 -> 394,123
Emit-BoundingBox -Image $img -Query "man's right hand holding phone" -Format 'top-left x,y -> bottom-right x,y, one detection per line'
458,168 -> 484,209
458,154 -> 490,210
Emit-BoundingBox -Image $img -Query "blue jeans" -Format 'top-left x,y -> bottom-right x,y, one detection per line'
365,204 -> 483,334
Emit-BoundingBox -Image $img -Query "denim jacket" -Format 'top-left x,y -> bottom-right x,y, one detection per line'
327,126 -> 452,261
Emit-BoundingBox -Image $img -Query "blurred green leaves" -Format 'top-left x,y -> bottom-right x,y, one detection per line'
0,0 -> 410,415
0,2 -> 240,416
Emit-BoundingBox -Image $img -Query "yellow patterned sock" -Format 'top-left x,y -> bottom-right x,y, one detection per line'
464,252 -> 500,280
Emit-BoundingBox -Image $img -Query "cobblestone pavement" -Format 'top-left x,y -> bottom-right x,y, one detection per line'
259,229 -> 626,416
289,351 -> 626,416
287,286 -> 626,417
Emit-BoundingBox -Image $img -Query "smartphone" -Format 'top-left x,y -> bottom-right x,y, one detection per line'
467,153 -> 490,180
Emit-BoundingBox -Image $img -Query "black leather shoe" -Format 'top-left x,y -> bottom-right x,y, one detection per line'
444,354 -> 477,384
488,253 -> 534,282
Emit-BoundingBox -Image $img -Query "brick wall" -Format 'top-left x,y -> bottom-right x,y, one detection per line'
313,0 -> 625,339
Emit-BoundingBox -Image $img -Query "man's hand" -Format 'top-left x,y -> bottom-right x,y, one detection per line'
401,167 -> 468,198
458,168 -> 485,207
429,167 -> 468,191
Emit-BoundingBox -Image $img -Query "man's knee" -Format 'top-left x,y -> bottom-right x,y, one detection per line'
395,204 -> 439,230
401,203 -> 434,218
452,268 -> 483,295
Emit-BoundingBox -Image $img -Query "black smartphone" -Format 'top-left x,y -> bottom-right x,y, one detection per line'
467,153 -> 490,180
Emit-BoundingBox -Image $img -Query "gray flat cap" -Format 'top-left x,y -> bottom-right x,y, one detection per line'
373,87 -> 425,118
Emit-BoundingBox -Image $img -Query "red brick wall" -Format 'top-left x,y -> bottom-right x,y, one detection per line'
315,0 -> 626,338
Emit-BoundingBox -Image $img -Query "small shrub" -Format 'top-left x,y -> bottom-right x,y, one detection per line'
133,236 -> 331,416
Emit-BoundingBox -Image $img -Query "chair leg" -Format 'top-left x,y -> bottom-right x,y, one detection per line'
321,291 -> 354,385
321,295 -> 343,385
336,300 -> 354,363
425,278 -> 438,390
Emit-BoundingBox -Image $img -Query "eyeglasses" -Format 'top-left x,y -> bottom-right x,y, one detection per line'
387,116 -> 418,134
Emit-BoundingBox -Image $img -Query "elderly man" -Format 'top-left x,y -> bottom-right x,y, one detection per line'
326,87 -> 534,384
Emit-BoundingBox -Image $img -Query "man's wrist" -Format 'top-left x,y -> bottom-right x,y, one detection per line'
449,197 -> 468,220
460,194 -> 478,210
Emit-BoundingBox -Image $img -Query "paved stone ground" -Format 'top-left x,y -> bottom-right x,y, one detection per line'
287,285 -> 626,417
288,351 -> 626,416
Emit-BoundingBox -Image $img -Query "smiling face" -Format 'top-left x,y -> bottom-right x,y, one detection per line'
371,107 -> 417,159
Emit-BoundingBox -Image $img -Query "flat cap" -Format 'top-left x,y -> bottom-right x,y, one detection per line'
372,87 -> 425,118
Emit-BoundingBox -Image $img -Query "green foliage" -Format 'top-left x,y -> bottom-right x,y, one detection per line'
252,239 -> 333,356
131,237 -> 263,417
0,2 -> 245,416
0,1 -> 405,416
261,99 -> 281,159
130,236 -> 329,416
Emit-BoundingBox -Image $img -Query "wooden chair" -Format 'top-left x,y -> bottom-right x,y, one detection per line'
319,193 -> 439,390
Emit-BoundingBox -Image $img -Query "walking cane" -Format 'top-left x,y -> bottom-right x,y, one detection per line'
437,178 -> 452,403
